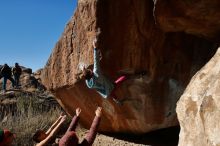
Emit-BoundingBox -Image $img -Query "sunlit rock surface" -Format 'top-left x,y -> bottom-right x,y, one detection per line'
177,48 -> 220,146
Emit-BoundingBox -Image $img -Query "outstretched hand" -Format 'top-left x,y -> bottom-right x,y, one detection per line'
60,112 -> 65,117
76,108 -> 81,116
59,112 -> 65,119
93,38 -> 97,48
95,107 -> 102,117
61,115 -> 67,122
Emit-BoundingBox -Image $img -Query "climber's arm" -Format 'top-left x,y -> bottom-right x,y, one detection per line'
93,39 -> 102,75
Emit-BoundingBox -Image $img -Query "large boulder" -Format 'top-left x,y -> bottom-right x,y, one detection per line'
177,48 -> 220,146
42,0 -> 218,134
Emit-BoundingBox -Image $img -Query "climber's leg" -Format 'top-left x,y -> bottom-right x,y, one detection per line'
110,92 -> 123,105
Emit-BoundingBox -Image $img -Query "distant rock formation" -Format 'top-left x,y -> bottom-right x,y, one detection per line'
0,66 -> 45,91
42,0 -> 219,135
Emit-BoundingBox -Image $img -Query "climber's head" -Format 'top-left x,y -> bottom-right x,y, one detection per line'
82,67 -> 93,80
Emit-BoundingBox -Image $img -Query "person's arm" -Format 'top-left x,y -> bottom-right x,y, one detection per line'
93,39 -> 101,75
66,108 -> 81,132
37,115 -> 66,146
45,113 -> 64,135
11,68 -> 14,75
0,67 -> 4,74
82,107 -> 102,145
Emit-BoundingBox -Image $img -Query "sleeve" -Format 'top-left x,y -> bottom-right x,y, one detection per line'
82,116 -> 101,145
93,48 -> 101,75
85,78 -> 94,88
67,115 -> 80,132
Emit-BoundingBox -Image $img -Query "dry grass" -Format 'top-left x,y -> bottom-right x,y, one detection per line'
0,93 -> 63,146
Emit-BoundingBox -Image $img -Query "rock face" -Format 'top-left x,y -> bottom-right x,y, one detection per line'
155,0 -> 220,41
42,0 -> 218,134
177,48 -> 220,146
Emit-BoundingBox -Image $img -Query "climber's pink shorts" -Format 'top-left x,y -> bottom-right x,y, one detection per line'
114,75 -> 127,85
110,75 -> 127,100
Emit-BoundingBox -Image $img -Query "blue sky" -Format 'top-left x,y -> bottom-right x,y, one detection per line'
0,0 -> 77,71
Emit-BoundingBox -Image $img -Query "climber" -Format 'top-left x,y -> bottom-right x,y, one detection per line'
82,39 -> 127,104
0,129 -> 16,146
33,113 -> 67,146
12,62 -> 22,88
59,107 -> 102,146
1,64 -> 15,93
